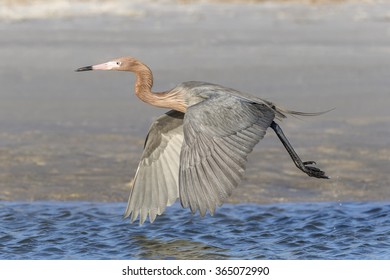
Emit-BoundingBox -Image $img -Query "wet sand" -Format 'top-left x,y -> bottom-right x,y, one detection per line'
0,1 -> 389,204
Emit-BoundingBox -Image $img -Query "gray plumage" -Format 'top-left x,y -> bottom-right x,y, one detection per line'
124,110 -> 184,224
123,81 -> 324,224
76,57 -> 328,225
179,92 -> 274,216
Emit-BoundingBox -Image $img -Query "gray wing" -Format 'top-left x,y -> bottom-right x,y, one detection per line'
179,95 -> 275,216
124,110 -> 184,224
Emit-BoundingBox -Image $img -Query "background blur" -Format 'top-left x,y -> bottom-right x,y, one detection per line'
0,0 -> 389,204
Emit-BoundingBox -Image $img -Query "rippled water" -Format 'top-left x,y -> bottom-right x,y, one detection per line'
1,201 -> 390,260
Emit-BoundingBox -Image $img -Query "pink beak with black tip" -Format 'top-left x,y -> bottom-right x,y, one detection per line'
76,61 -> 120,72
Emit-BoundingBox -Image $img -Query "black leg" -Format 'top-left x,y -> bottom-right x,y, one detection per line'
270,121 -> 329,179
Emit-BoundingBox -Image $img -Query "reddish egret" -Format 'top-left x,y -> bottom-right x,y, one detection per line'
76,56 -> 328,224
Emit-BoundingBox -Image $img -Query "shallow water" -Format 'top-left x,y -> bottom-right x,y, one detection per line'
1,1 -> 389,204
1,201 -> 390,260
1,1 -> 390,261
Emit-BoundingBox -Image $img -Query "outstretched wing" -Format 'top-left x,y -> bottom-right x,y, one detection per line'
179,95 -> 275,216
124,110 -> 184,224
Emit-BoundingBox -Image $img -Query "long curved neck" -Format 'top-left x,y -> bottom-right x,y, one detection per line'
133,63 -> 187,113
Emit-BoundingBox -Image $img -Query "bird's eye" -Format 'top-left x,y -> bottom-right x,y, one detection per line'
116,62 -> 121,66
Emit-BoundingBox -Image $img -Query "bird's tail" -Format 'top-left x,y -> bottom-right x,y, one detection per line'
265,100 -> 334,120
282,108 -> 334,117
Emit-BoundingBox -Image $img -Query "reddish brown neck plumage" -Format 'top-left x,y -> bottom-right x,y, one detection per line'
132,62 -> 187,113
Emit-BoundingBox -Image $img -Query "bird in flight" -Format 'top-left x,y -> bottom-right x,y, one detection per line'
76,56 -> 328,224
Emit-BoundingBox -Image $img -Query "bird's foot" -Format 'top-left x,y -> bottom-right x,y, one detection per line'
301,161 -> 329,179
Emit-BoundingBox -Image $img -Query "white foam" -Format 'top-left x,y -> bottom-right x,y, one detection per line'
0,0 -> 147,21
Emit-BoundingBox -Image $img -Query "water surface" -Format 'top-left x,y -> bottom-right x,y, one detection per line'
1,201 -> 389,259
1,1 -> 389,261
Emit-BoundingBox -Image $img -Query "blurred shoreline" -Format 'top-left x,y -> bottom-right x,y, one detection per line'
0,0 -> 389,203
0,0 -> 387,22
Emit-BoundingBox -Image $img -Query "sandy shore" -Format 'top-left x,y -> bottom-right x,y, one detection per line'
0,1 -> 389,204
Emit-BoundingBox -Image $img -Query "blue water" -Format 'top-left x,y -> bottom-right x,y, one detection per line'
1,201 -> 390,260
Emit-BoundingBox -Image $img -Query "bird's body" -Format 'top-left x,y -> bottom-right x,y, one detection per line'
77,56 -> 328,224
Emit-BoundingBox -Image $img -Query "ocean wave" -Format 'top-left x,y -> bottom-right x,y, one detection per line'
1,0 -> 383,22
0,0 -> 149,21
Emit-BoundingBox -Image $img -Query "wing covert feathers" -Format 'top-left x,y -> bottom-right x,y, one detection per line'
179,96 -> 275,216
123,81 -> 327,224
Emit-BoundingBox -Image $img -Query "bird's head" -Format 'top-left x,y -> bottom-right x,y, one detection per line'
76,56 -> 145,72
